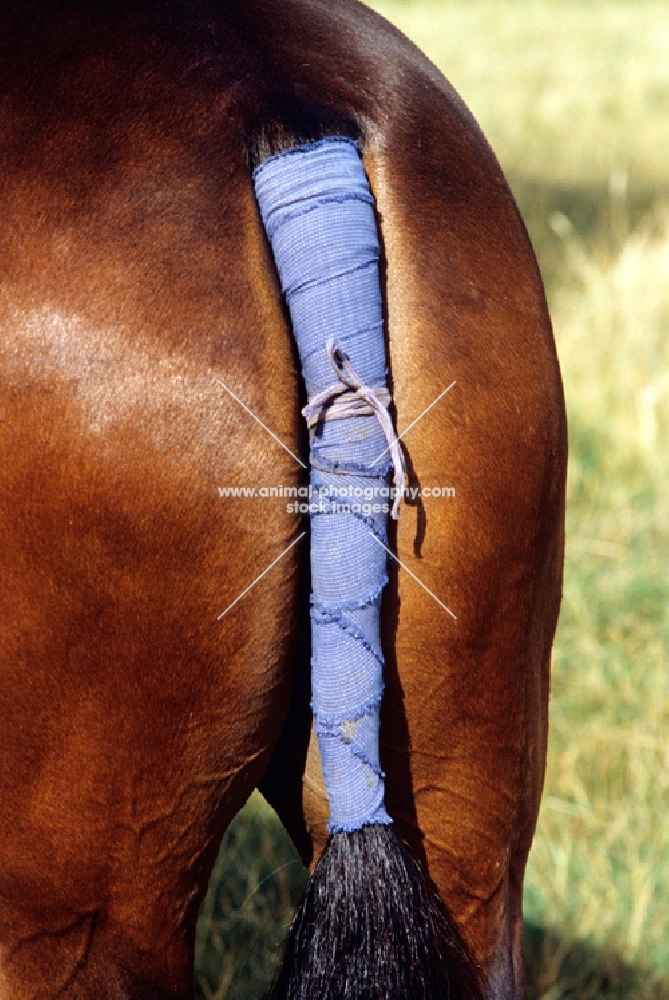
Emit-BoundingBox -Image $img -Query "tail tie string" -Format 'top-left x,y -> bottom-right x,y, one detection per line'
302,338 -> 406,519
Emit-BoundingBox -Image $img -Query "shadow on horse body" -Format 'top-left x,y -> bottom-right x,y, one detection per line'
0,1 -> 566,996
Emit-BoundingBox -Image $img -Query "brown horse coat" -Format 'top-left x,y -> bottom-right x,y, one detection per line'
0,1 -> 566,996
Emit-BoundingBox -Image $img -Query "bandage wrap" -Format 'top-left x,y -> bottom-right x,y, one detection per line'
253,138 -> 396,833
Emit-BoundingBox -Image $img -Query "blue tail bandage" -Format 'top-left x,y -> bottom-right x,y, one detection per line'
253,138 -> 401,834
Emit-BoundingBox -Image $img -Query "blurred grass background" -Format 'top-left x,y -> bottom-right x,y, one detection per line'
195,2 -> 669,997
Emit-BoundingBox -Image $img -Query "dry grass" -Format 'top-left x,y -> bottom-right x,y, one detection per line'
369,0 -> 669,188
195,3 -> 669,997
523,202 -> 669,998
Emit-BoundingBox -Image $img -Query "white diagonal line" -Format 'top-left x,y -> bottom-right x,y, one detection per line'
370,533 -> 457,620
217,531 -> 307,620
216,379 -> 307,469
368,380 -> 456,468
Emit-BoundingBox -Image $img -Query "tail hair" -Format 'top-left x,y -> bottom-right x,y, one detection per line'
271,824 -> 483,999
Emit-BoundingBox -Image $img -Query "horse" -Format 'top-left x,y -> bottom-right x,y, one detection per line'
0,0 -> 567,996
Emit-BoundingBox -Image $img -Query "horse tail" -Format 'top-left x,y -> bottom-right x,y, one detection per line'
250,135 -> 483,999
273,824 -> 482,998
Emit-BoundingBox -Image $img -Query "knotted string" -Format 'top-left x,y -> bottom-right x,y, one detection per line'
302,338 -> 406,519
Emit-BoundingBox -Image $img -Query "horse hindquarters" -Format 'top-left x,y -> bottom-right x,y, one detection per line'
364,136 -> 565,996
0,0 -> 566,995
0,4 -> 304,995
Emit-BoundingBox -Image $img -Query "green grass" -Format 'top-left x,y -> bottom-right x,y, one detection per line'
195,3 -> 669,996
195,793 -> 308,1000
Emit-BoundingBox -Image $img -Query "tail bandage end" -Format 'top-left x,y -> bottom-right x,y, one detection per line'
253,137 -> 402,833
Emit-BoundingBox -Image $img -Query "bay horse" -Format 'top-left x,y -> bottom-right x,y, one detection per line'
0,0 -> 566,997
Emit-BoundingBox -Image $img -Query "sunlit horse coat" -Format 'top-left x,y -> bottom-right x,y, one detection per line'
0,0 -> 566,997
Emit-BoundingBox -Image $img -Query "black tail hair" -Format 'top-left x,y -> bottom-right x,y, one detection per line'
271,824 -> 483,999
